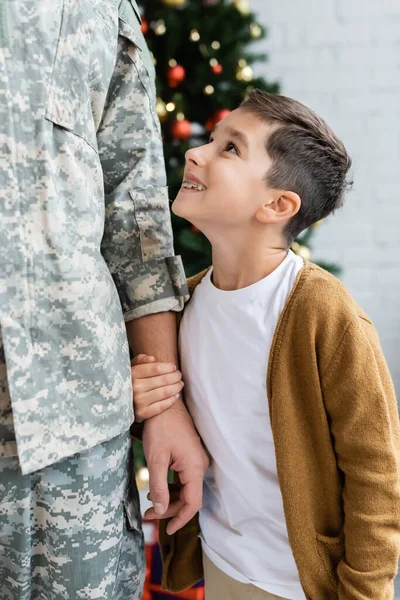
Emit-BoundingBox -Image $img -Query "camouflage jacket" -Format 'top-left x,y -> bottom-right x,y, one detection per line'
0,0 -> 188,474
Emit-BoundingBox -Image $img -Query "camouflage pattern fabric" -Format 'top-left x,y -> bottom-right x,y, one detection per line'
0,0 -> 188,476
0,429 -> 145,600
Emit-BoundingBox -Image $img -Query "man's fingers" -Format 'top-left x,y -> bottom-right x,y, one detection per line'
144,499 -> 183,521
147,456 -> 170,516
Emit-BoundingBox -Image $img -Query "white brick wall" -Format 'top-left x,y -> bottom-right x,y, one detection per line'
252,0 -> 400,395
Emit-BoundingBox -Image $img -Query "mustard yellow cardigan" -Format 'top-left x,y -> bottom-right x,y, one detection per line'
158,263 -> 400,600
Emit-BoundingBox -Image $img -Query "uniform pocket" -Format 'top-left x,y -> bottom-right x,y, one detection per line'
123,474 -> 142,533
46,0 -> 118,151
130,187 -> 173,262
315,531 -> 344,585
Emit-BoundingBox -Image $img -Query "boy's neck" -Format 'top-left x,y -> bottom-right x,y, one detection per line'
211,238 -> 288,291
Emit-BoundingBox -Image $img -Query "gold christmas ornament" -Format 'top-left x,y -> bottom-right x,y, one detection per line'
190,29 -> 200,42
166,102 -> 176,112
211,40 -> 221,50
204,85 -> 215,95
136,467 -> 150,490
233,0 -> 250,15
162,0 -> 186,6
154,20 -> 166,35
250,23 -> 262,38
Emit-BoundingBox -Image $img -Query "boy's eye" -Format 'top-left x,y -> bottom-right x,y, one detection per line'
224,140 -> 238,155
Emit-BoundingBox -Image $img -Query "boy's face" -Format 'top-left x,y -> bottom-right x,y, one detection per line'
172,108 -> 276,232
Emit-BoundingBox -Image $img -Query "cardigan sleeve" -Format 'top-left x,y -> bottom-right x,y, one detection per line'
321,317 -> 400,600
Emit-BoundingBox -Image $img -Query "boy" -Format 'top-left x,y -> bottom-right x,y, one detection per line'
131,90 -> 400,599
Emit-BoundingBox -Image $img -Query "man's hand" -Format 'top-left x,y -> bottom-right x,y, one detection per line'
142,400 -> 209,535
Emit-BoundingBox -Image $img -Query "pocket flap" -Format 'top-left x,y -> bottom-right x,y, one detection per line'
118,0 -> 142,50
130,186 -> 173,262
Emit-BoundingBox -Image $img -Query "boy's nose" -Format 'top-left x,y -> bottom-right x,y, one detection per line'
185,145 -> 206,167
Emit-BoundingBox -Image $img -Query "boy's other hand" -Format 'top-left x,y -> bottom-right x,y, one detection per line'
131,354 -> 184,422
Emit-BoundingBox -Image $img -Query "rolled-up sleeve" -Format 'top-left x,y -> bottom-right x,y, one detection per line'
97,4 -> 188,321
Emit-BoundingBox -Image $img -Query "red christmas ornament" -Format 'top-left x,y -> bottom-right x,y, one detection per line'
171,119 -> 192,141
167,65 -> 186,88
211,63 -> 223,75
205,108 -> 231,131
141,19 -> 149,34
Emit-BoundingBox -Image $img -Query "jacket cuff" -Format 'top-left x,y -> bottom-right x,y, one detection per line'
113,255 -> 189,321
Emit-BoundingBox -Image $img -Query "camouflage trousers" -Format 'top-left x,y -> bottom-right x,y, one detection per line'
0,335 -> 145,599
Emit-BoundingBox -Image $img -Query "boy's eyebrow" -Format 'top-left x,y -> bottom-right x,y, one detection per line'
212,123 -> 249,149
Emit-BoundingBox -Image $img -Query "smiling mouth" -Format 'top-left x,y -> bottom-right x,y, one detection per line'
181,180 -> 207,192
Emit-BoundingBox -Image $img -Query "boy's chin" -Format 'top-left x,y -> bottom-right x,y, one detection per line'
171,197 -> 191,219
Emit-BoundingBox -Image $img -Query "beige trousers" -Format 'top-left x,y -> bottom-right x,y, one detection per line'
202,552 -> 289,600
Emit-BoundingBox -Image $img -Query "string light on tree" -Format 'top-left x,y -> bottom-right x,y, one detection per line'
250,23 -> 262,38
233,0 -> 251,15
154,19 -> 166,35
236,59 -> 253,82
166,101 -> 176,112
211,40 -> 221,50
204,85 -> 215,95
190,29 -> 200,42
156,97 -> 167,121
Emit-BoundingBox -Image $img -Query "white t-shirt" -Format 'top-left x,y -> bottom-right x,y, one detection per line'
179,251 -> 305,600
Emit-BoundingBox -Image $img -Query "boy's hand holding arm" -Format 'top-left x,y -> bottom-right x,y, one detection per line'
131,354 -> 184,422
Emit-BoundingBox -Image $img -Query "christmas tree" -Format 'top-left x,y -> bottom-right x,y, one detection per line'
138,0 -> 339,276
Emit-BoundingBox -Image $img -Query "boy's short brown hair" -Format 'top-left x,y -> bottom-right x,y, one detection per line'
240,90 -> 352,244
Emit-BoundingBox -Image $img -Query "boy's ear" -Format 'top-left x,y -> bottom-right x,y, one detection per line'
256,190 -> 301,224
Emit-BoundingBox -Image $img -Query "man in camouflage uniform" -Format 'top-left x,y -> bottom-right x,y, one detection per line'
0,1 -> 208,598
